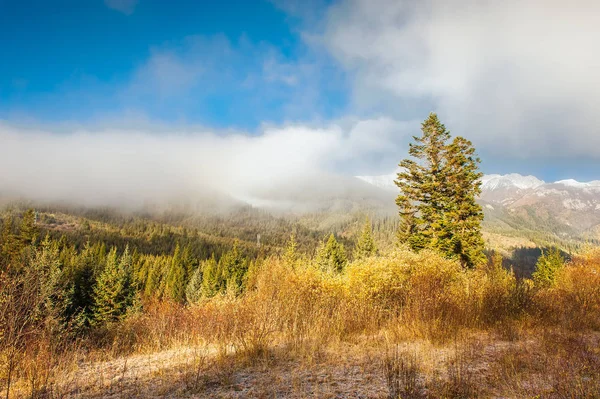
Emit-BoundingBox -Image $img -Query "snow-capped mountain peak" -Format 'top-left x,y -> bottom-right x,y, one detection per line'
355,171 -> 600,236
356,172 -> 600,197
357,172 -> 547,192
481,174 -> 545,191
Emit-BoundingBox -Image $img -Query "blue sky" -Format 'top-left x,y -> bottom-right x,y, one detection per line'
0,0 -> 346,127
1,0 -> 599,184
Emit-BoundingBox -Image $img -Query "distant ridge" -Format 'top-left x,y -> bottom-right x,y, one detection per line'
356,172 -> 600,239
356,172 -> 598,194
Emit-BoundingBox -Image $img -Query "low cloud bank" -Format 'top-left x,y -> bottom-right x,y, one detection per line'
0,118 -> 406,209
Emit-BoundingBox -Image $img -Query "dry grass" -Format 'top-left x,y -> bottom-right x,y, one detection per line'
2,247 -> 600,398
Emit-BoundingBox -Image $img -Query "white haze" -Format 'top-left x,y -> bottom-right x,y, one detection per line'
0,118 -> 404,209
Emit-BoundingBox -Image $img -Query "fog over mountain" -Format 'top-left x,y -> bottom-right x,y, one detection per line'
0,119 -> 401,210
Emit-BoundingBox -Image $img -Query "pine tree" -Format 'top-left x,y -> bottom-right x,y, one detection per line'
118,246 -> 134,308
533,248 -> 564,288
165,244 -> 187,303
443,136 -> 486,267
92,246 -> 134,324
220,241 -> 248,295
0,215 -> 20,269
29,235 -> 65,325
316,233 -> 347,273
19,209 -> 38,246
185,265 -> 203,304
144,256 -> 168,299
64,241 -> 97,326
355,217 -> 377,259
395,113 -> 485,268
200,254 -> 220,298
181,244 -> 196,279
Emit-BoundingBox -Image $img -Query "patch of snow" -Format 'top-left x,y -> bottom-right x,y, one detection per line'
535,188 -> 569,197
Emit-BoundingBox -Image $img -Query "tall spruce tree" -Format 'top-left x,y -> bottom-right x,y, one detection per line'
395,113 -> 485,268
444,136 -> 486,266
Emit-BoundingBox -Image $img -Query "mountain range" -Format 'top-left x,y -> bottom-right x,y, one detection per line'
356,172 -> 600,246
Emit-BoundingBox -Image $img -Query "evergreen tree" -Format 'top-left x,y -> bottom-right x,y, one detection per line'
533,248 -> 564,288
118,246 -> 134,305
0,215 -> 19,269
29,235 -> 65,326
396,195 -> 417,247
63,242 -> 97,326
200,254 -> 220,298
134,254 -> 150,289
185,265 -> 203,304
181,244 -> 196,279
144,256 -> 168,299
395,113 -> 485,268
165,244 -> 187,303
354,217 -> 377,259
283,233 -> 298,266
19,209 -> 38,246
92,246 -> 134,324
316,233 -> 347,273
443,136 -> 486,267
220,241 -> 248,295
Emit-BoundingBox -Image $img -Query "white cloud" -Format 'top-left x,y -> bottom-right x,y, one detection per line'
319,0 -> 600,158
104,0 -> 138,15
0,118 -> 404,208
